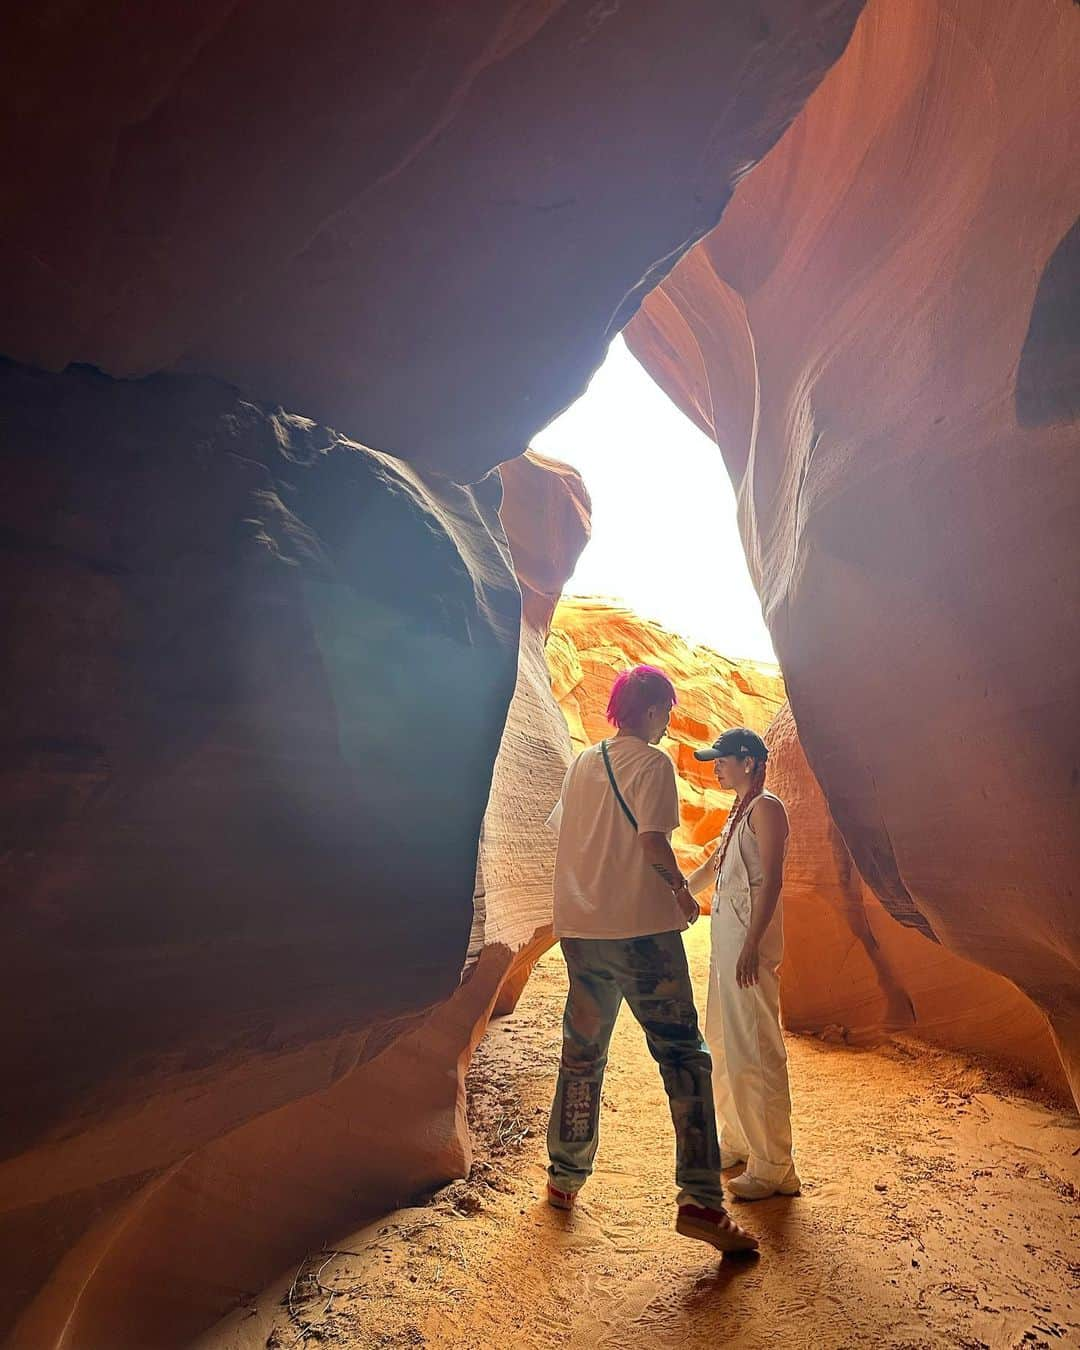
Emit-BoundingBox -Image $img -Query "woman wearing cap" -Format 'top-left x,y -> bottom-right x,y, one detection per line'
687,727 -> 799,1201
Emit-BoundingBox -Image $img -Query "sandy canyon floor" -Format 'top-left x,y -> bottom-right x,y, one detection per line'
204,921 -> 1079,1350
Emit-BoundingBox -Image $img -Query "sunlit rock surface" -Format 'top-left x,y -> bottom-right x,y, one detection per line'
766,706 -> 1069,1095
547,598 -> 786,893
627,0 -> 1080,1101
478,453 -> 592,1015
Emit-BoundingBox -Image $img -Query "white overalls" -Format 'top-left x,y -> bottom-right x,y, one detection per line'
704,792 -> 796,1185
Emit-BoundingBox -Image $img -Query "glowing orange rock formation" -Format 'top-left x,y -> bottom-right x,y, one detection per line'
547,598 -> 786,894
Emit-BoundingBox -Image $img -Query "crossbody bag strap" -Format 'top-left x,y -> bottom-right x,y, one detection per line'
600,739 -> 638,830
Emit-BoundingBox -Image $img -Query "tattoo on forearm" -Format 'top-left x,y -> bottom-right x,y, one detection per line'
651,862 -> 683,891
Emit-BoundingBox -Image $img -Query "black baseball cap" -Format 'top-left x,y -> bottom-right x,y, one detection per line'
693,727 -> 768,763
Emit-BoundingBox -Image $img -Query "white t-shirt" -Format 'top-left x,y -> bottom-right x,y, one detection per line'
546,735 -> 686,940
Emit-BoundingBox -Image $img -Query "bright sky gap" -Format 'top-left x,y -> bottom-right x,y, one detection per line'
532,335 -> 778,665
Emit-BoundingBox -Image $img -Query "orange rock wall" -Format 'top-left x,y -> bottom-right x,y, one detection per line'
767,706 -> 1069,1096
546,598 -> 786,894
6,0 -> 1076,1338
627,0 -> 1080,1101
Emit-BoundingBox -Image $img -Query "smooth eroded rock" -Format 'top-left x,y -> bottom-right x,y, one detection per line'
766,706 -> 1069,1096
479,452 -> 592,1015
627,0 -> 1080,1100
0,360 -> 519,1348
0,2 -> 863,476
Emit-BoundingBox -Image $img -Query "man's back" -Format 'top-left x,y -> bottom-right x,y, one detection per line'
551,735 -> 684,940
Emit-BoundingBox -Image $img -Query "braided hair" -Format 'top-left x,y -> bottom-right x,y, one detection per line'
712,756 -> 768,880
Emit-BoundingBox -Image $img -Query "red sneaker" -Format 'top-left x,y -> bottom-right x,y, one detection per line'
546,1182 -> 577,1211
676,1203 -> 759,1253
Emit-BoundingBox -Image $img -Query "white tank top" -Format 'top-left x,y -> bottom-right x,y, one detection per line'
714,791 -> 788,933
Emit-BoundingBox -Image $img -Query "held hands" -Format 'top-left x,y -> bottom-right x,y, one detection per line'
735,937 -> 761,988
676,883 -> 700,926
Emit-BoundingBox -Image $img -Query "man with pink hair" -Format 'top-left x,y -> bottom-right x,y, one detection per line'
543,665 -> 758,1255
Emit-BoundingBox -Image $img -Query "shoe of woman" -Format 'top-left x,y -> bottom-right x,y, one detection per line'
726,1167 -> 800,1201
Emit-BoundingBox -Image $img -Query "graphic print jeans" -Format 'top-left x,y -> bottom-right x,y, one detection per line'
547,930 -> 726,1209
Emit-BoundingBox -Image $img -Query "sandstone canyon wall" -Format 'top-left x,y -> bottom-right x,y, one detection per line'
1,4 -> 869,1342
5,0 -> 1077,1341
547,598 -> 786,894
627,0 -> 1080,1100
0,363 -> 512,1349
766,706 -> 1069,1095
0,384 -> 587,1350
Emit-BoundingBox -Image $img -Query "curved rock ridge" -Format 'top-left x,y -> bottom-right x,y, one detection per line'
475,451 -> 591,1016
546,598 -> 786,894
0,2 -> 863,476
766,706 -> 1069,1096
627,0 -> 1080,1101
0,361 -> 527,1350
